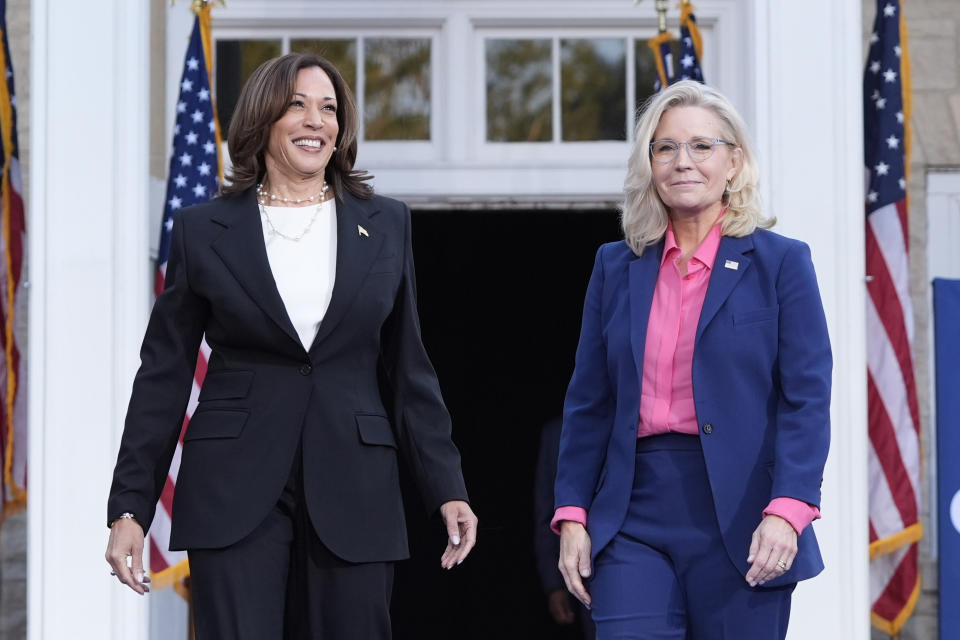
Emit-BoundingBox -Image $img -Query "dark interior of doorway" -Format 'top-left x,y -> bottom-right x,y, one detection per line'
390,208 -> 622,640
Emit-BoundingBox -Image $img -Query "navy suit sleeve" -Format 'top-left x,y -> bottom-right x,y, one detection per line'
772,240 -> 832,508
107,213 -> 209,531
379,203 -> 468,515
555,246 -> 617,512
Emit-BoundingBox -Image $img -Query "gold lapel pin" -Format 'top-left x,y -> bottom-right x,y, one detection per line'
724,259 -> 739,270
358,225 -> 369,237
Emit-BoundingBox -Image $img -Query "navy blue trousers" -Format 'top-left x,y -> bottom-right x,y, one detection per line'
589,434 -> 794,640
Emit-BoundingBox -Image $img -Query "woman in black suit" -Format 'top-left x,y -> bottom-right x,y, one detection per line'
105,53 -> 478,639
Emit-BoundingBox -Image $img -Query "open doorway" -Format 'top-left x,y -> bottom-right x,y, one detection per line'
391,208 -> 622,639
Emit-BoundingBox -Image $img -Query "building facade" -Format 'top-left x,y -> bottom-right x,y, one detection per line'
4,0 -> 957,638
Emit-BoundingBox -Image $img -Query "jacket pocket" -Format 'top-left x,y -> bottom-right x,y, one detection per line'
356,414 -> 397,448
733,305 -> 779,327
369,255 -> 398,275
198,370 -> 254,401
183,409 -> 250,441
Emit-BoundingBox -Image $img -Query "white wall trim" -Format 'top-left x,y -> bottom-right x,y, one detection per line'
28,2 -> 151,638
749,1 -> 869,638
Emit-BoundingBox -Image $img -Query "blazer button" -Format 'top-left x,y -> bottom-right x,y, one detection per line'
702,423 -> 714,435
299,364 -> 312,376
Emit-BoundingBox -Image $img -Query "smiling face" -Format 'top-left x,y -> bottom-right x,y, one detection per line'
651,105 -> 741,222
264,66 -> 339,190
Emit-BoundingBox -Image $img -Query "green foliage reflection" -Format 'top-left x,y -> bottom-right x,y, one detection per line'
486,39 -> 552,142
291,39 -> 358,96
365,38 -> 431,140
561,38 -> 626,141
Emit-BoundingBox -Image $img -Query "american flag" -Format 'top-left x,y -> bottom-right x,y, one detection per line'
863,0 -> 922,634
677,2 -> 704,83
649,2 -> 705,93
0,0 -> 27,522
149,5 -> 221,593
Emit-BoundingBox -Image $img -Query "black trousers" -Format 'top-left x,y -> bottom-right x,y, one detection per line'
188,449 -> 394,639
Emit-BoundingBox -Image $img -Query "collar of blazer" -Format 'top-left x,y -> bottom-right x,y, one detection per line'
209,186 -> 386,354
628,233 -> 755,373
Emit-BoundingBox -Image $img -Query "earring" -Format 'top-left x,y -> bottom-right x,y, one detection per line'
333,146 -> 338,152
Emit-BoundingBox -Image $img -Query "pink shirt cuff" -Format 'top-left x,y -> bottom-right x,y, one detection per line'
763,497 -> 821,535
551,506 -> 587,535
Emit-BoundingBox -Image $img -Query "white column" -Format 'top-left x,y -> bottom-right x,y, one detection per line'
749,2 -> 869,639
28,2 -> 151,639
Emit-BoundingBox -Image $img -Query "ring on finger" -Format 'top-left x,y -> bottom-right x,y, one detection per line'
776,560 -> 787,570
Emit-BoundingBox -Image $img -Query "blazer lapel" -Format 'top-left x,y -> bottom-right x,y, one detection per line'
696,234 -> 754,344
309,193 -> 385,350
210,188 -> 302,349
628,241 -> 664,377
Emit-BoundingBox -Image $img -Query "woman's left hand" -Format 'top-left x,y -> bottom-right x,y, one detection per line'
438,500 -> 478,569
745,514 -> 797,587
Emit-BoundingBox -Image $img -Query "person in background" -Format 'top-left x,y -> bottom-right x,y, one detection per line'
553,80 -> 831,639
105,52 -> 477,639
534,416 -> 595,640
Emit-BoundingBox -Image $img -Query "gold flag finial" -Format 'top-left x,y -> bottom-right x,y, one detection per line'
632,0 -> 670,34
169,0 -> 227,9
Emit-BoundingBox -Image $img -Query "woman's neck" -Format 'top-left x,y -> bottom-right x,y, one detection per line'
669,204 -> 724,257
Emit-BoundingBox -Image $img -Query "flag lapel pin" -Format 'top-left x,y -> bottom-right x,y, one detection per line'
724,259 -> 739,270
358,225 -> 369,237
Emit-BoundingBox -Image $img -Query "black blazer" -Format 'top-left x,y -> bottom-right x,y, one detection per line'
108,187 -> 468,563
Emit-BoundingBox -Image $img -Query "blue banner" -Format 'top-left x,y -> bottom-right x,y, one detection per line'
934,278 -> 960,639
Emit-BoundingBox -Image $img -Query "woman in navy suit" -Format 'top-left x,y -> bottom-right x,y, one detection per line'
554,81 -> 831,639
105,53 -> 477,638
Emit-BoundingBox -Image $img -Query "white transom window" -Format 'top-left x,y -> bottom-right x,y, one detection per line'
190,0 -> 746,202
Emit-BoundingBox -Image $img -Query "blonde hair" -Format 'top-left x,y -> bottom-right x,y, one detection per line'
621,80 -> 773,255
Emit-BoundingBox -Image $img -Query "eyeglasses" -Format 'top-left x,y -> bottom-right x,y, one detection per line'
649,137 -> 737,163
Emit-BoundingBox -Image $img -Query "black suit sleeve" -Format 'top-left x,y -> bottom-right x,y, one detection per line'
379,203 -> 468,515
107,213 -> 209,531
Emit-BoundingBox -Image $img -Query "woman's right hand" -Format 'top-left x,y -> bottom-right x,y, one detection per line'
558,520 -> 592,609
105,518 -> 151,595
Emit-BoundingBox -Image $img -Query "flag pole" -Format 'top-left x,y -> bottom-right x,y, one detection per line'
642,0 -> 674,90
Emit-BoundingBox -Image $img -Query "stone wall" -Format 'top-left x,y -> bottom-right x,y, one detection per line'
1,0 -> 29,637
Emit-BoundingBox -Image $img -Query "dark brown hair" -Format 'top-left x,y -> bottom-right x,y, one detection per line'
220,53 -> 373,200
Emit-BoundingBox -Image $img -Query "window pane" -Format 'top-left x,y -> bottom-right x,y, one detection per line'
364,38 -> 431,140
290,39 -> 358,96
215,39 -> 282,132
561,38 -> 626,141
485,39 -> 552,142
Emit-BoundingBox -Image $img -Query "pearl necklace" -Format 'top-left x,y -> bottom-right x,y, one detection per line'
257,182 -> 330,242
256,181 -> 329,204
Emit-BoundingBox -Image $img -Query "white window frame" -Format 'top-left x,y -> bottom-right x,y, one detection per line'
182,0 -> 747,202
474,27 -> 660,164
211,27 -> 443,164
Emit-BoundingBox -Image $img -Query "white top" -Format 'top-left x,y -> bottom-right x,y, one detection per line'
259,199 -> 337,350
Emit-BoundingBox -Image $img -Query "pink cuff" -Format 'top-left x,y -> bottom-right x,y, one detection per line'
763,497 -> 821,535
551,506 -> 587,535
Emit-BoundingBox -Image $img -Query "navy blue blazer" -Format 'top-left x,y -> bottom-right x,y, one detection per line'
555,230 -> 831,587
